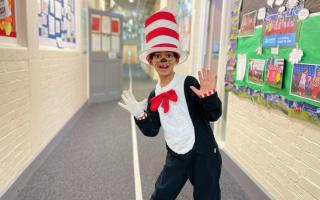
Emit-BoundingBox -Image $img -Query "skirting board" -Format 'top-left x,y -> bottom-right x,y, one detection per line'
221,149 -> 274,200
0,101 -> 89,200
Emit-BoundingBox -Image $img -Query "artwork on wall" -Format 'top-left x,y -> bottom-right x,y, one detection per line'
236,54 -> 247,81
38,0 -> 76,46
225,0 -> 320,126
111,18 -> 120,35
262,0 -> 304,47
248,59 -> 266,85
239,10 -> 257,36
266,58 -> 285,89
0,0 -> 16,38
91,15 -> 101,33
291,63 -> 320,102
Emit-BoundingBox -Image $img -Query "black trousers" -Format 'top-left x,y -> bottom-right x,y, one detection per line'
151,148 -> 222,200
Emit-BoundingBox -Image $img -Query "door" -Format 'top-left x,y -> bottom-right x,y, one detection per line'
88,9 -> 123,103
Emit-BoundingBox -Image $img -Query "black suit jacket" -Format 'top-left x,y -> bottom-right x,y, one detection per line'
135,76 -> 222,154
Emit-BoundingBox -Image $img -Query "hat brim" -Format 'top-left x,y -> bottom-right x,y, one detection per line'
139,47 -> 188,65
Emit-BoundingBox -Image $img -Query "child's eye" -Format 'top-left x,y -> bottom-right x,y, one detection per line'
155,55 -> 161,59
167,54 -> 172,58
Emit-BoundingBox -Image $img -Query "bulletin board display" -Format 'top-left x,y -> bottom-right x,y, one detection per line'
233,14 -> 320,126
0,0 -> 16,38
38,0 -> 76,46
235,15 -> 320,106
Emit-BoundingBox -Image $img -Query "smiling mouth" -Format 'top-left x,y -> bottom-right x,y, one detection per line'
158,62 -> 169,69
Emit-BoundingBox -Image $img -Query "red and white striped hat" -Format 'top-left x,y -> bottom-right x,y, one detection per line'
139,9 -> 188,65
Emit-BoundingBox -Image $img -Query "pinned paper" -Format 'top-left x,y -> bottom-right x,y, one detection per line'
278,6 -> 286,13
289,48 -> 303,64
248,59 -> 266,85
256,46 -> 262,55
267,0 -> 274,7
275,0 -> 284,6
258,8 -> 266,20
298,9 -> 309,21
236,54 -> 247,81
271,47 -> 279,55
286,0 -> 298,10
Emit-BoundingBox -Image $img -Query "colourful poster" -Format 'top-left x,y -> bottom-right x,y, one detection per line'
239,10 -> 257,36
262,1 -> 304,47
266,58 -> 284,88
0,0 -> 16,38
248,59 -> 266,85
291,63 -> 320,102
111,18 -> 120,35
91,15 -> 101,33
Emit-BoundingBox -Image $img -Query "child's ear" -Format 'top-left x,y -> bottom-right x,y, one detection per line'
147,56 -> 153,65
175,57 -> 180,64
148,59 -> 153,65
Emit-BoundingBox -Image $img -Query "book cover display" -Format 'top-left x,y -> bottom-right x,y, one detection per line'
225,0 -> 320,126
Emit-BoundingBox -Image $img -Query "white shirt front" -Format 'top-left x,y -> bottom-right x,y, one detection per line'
155,73 -> 195,154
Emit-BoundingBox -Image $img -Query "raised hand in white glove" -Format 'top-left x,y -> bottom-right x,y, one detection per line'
118,90 -> 148,117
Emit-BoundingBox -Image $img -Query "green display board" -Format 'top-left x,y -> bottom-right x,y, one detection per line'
235,14 -> 320,108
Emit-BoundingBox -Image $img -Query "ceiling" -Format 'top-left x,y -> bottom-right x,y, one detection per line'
111,0 -> 157,42
112,0 -> 157,22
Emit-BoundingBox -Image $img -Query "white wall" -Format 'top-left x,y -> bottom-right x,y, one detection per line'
0,0 -> 89,195
224,93 -> 320,200
212,1 -> 320,199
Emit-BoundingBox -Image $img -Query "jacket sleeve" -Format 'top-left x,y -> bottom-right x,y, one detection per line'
134,90 -> 161,137
186,76 -> 222,122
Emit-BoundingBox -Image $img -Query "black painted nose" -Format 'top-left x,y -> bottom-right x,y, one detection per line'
160,58 -> 167,62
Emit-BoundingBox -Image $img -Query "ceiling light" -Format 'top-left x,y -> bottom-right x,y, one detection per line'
129,0 -> 134,3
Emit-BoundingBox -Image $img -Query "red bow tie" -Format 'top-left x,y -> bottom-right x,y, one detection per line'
150,89 -> 178,113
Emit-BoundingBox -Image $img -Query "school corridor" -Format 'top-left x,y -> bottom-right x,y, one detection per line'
1,0 -> 320,200
3,65 -> 249,200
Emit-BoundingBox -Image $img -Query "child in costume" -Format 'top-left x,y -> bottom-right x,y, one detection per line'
119,9 -> 222,200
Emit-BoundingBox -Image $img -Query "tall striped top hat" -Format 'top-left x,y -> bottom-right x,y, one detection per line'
139,9 -> 188,65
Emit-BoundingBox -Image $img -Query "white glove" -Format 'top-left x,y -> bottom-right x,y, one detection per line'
118,90 -> 148,117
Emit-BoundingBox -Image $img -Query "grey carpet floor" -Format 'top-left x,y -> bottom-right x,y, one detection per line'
15,65 -> 250,200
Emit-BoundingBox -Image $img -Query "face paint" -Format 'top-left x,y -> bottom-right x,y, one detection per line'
151,52 -> 178,77
152,52 -> 176,63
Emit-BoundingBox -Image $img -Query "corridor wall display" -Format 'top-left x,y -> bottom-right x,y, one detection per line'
225,0 -> 243,88
248,58 -> 265,85
38,0 -> 76,46
0,0 -> 16,38
261,1 -> 303,47
265,58 -> 285,89
226,0 -> 320,126
239,10 -> 257,36
291,63 -> 320,102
